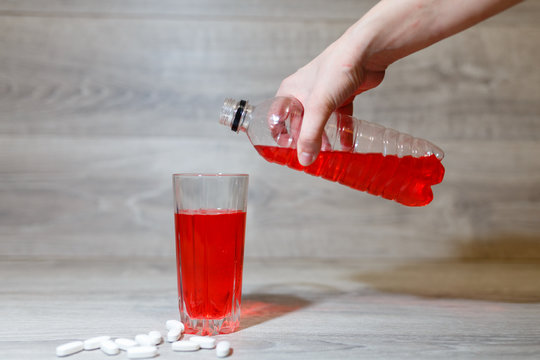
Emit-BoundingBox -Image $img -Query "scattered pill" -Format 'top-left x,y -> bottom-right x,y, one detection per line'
114,338 -> 138,351
171,340 -> 201,352
127,346 -> 158,359
166,319 -> 184,331
166,327 -> 182,342
189,336 -> 216,349
56,320 -> 223,358
135,334 -> 153,346
100,339 -> 120,355
148,331 -> 162,345
216,341 -> 231,358
56,341 -> 84,357
83,336 -> 111,350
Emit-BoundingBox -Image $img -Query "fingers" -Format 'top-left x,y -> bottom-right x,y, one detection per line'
357,70 -> 385,92
337,112 -> 355,152
336,101 -> 354,117
267,97 -> 296,147
267,96 -> 305,148
297,92 -> 336,166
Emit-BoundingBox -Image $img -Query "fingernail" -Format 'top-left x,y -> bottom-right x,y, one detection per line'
299,152 -> 315,166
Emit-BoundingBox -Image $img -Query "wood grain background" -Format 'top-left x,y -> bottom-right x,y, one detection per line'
1,0 -> 539,260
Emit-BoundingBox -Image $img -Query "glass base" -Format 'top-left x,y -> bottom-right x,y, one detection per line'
180,300 -> 241,335
181,317 -> 239,335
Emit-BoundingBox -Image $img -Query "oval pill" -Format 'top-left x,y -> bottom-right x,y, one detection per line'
216,341 -> 231,358
171,340 -> 200,352
166,327 -> 182,342
135,334 -> 153,346
189,336 -> 216,349
114,338 -> 138,351
148,331 -> 162,345
56,341 -> 84,357
166,319 -> 184,331
100,339 -> 120,355
83,336 -> 111,350
127,346 -> 158,359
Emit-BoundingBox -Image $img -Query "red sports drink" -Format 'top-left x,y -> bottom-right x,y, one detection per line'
255,146 -> 444,206
175,209 -> 246,334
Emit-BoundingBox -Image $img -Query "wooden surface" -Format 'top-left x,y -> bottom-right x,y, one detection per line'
1,258 -> 540,359
0,0 -> 540,260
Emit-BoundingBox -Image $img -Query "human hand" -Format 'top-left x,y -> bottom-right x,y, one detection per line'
275,36 -> 385,166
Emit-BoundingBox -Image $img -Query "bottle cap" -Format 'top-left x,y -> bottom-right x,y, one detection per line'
220,98 -> 248,132
219,98 -> 238,128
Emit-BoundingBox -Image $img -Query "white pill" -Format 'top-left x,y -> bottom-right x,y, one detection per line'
148,330 -> 162,345
114,338 -> 138,350
100,339 -> 120,355
189,336 -> 216,349
166,327 -> 182,342
56,341 -> 84,357
216,341 -> 231,358
166,319 -> 184,331
171,340 -> 201,352
135,334 -> 153,346
127,346 -> 158,359
83,336 -> 111,350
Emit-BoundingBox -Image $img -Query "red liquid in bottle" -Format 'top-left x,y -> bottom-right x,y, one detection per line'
175,209 -> 246,332
254,145 -> 444,206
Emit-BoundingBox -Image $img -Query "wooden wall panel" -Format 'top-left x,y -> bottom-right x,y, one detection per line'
0,0 -> 538,26
0,1 -> 539,259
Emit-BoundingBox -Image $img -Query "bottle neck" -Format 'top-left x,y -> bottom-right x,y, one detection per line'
219,98 -> 252,133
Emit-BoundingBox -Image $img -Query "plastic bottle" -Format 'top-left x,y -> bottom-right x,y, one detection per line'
219,96 -> 445,206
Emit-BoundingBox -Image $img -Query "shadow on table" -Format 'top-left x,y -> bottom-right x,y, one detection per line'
351,234 -> 540,303
240,293 -> 311,330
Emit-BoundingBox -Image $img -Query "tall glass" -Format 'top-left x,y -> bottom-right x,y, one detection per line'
172,173 -> 248,335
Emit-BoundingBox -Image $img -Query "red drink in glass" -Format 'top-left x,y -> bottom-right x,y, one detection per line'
175,209 -> 246,333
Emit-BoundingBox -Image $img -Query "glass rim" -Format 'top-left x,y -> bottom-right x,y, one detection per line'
172,173 -> 249,178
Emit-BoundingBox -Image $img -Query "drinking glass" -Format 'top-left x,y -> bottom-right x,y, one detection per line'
172,173 -> 248,335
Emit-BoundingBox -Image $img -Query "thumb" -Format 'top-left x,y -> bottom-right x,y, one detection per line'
297,94 -> 335,166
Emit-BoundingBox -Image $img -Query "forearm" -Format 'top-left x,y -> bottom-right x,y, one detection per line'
346,0 -> 523,71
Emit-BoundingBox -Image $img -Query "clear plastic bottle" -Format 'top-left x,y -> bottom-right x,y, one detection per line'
220,96 -> 445,206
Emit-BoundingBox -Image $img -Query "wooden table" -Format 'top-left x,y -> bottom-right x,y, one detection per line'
1,258 -> 540,359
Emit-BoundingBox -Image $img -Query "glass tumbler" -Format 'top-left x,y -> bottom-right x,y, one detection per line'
172,173 -> 248,335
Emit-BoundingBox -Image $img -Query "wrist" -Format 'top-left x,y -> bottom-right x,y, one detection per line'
335,19 -> 381,73
340,1 -> 412,72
